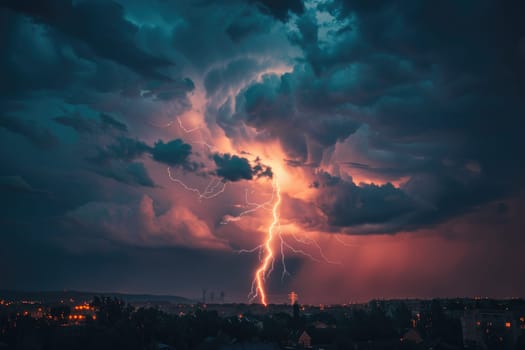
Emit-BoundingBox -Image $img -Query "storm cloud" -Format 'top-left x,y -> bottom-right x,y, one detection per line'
151,139 -> 193,167
3,0 -> 174,80
0,115 -> 58,149
213,153 -> 273,182
1,0 -> 524,300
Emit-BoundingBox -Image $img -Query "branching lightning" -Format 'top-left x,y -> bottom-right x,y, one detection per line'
334,234 -> 358,247
167,167 -> 226,200
289,232 -> 342,265
163,116 -> 223,199
240,176 -> 340,306
251,177 -> 281,307
221,188 -> 274,224
151,116 -> 215,150
176,117 -> 202,133
168,166 -> 343,305
163,117 -> 343,305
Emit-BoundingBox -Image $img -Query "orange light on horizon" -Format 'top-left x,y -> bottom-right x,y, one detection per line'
505,322 -> 511,328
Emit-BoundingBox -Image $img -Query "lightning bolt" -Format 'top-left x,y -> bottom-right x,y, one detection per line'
165,142 -> 341,305
221,188 -> 274,224
252,177 -> 281,307
236,176 -> 339,305
150,116 -> 215,151
157,99 -> 344,305
167,167 -> 226,200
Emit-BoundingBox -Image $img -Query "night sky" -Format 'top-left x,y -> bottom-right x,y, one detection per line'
1,0 -> 524,304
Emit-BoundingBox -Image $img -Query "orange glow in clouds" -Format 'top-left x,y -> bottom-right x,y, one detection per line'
254,176 -> 282,306
244,141 -> 316,201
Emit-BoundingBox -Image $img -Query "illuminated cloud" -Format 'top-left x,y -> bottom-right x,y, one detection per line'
1,0 -> 524,300
65,195 -> 228,250
314,171 -> 417,229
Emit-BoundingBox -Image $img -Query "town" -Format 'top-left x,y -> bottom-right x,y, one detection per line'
0,291 -> 524,350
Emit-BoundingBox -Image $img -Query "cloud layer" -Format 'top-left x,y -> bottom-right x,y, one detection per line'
1,0 -> 524,300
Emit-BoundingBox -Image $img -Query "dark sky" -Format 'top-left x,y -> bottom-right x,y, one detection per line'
1,0 -> 524,304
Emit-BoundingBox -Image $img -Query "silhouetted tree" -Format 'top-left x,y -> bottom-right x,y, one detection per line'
392,302 -> 412,332
293,302 -> 300,320
91,296 -> 132,327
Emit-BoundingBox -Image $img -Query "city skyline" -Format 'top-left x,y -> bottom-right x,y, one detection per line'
1,0 -> 524,305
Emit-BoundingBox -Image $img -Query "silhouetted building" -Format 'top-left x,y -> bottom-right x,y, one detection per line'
461,309 -> 519,349
402,328 -> 423,344
297,330 -> 311,348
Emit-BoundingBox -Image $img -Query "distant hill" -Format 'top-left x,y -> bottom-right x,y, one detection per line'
0,290 -> 194,304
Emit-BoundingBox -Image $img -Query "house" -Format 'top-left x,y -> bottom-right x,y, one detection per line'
308,327 -> 338,348
298,330 -> 312,348
289,330 -> 312,348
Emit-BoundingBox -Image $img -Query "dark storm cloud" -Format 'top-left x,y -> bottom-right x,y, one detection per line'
204,58 -> 271,96
99,114 -> 128,132
106,137 -> 151,162
213,153 -> 272,182
1,0 -> 524,300
0,7 -> 82,98
54,112 -> 128,134
229,70 -> 361,163
88,137 -> 200,186
0,3 -> 193,120
90,137 -> 152,165
307,165 -> 501,234
314,172 -> 416,229
54,109 -> 194,170
55,109 -> 198,185
225,8 -> 271,43
0,115 -> 58,149
92,161 -> 155,188
52,106 -> 197,185
139,78 -> 196,101
222,0 -> 525,233
2,0 -> 174,80
250,0 -> 304,21
54,112 -> 156,187
169,0 -> 293,72
151,139 -> 193,168
54,114 -> 97,134
125,163 -> 155,187
214,154 -> 252,181
251,158 -> 274,179
0,176 -> 48,195
0,0 -> 295,295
